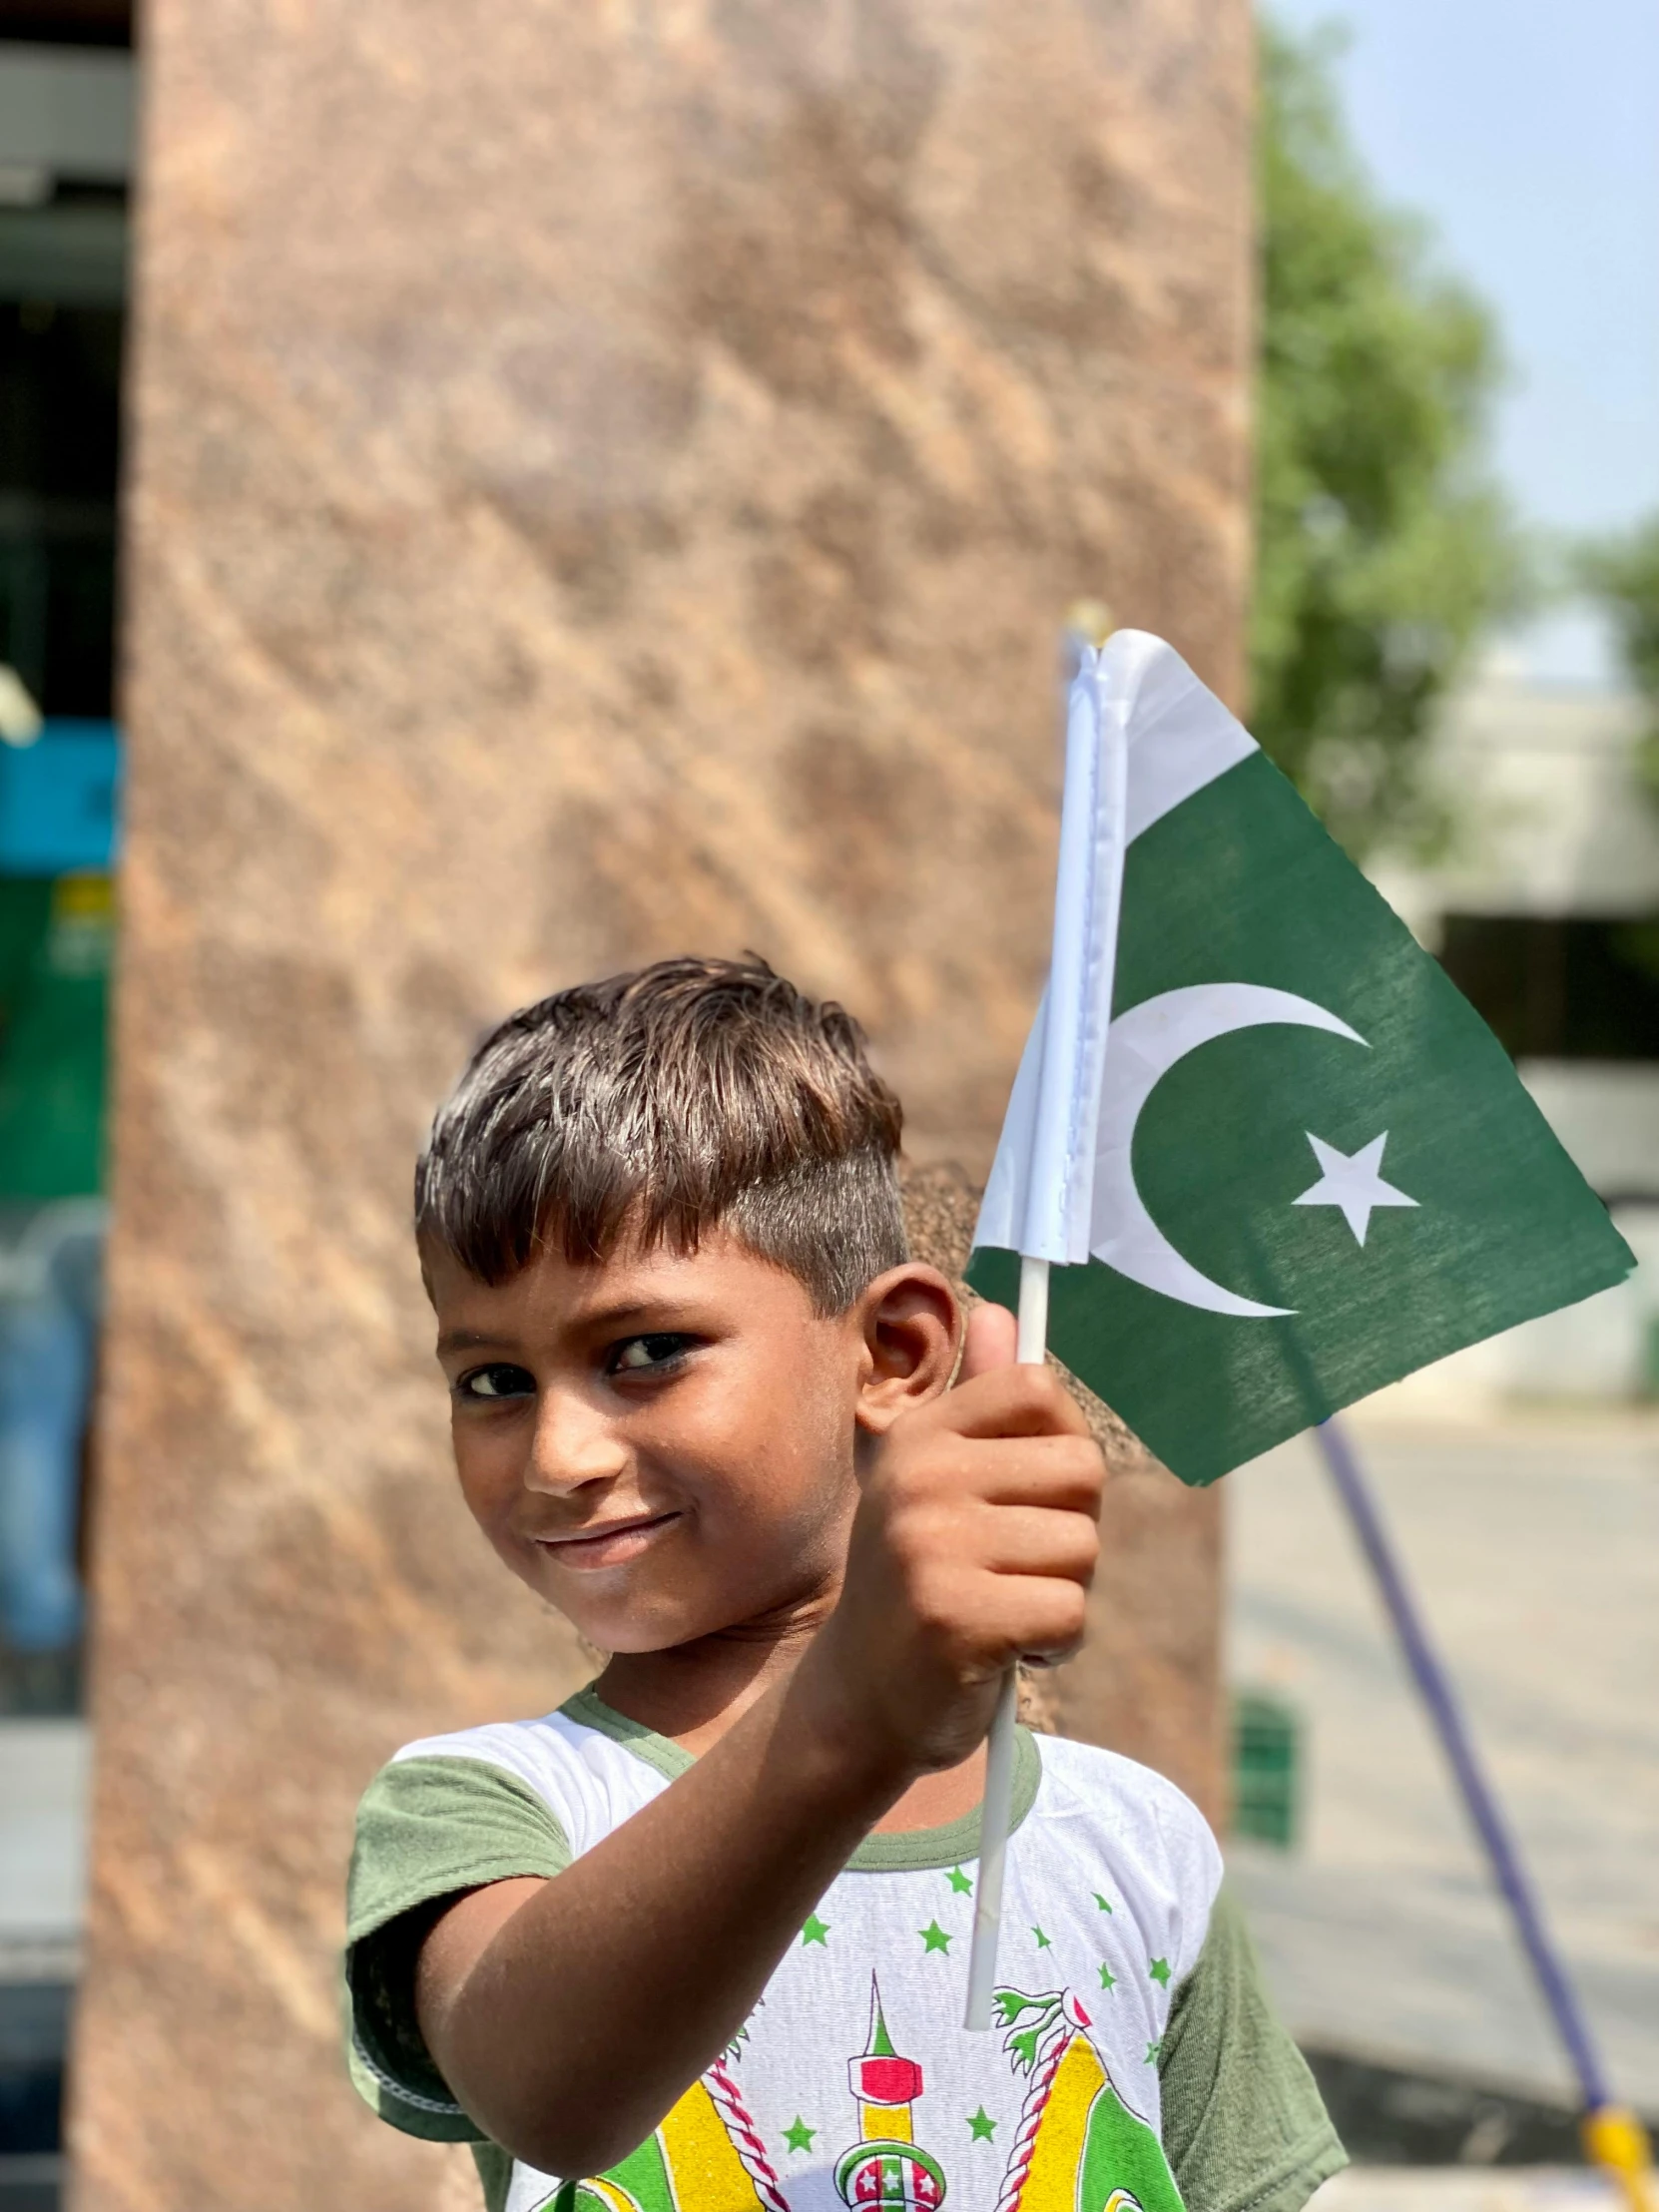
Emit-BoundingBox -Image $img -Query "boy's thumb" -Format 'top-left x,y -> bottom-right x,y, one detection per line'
955,1299 -> 1019,1383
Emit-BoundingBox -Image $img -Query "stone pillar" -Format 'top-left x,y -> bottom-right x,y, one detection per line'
73,3 -> 1249,2205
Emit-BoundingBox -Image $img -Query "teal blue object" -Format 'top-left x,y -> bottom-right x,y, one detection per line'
0,725 -> 121,875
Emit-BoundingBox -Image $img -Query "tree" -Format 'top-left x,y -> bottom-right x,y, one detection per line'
1579,517 -> 1659,801
1253,20 -> 1522,857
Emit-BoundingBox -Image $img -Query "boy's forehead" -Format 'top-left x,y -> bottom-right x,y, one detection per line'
426,1225 -> 807,1337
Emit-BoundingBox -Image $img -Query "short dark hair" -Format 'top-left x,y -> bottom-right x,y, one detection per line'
414,955 -> 907,1313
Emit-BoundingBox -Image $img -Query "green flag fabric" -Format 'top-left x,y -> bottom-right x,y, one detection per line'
968,635 -> 1633,1485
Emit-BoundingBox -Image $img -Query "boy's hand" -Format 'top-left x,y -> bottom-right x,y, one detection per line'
807,1302 -> 1104,1778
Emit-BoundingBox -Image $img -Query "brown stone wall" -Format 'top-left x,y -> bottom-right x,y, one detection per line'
73,2 -> 1249,2205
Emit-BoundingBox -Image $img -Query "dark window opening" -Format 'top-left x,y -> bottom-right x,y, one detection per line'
0,292 -> 123,719
1438,912 -> 1659,1062
0,2 -> 131,46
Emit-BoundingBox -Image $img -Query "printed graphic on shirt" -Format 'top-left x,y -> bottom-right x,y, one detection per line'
834,1980 -> 946,2210
529,2043 -> 787,2212
512,1972 -> 1183,2212
988,1987 -> 1181,2212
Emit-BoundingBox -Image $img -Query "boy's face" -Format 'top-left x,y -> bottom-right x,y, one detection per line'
428,1228 -> 926,1655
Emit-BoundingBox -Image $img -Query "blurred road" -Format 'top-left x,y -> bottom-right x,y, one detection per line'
1316,2174 -> 1624,2212
1227,1407 -> 1659,2111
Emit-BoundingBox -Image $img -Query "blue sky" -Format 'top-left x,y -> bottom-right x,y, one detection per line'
1268,0 -> 1659,681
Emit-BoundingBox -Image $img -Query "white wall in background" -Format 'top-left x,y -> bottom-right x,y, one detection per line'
1372,664 -> 1659,937
0,46 -> 134,189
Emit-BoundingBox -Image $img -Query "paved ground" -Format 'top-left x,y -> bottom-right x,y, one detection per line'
0,1722 -> 84,1985
1311,2173 -> 1627,2212
1227,1405 -> 1659,2112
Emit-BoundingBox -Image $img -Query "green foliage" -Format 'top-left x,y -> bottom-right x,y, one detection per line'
1578,517 -> 1659,801
1253,20 -> 1523,856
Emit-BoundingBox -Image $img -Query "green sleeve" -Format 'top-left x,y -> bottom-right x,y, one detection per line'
343,1754 -> 571,2143
1159,1886 -> 1347,2212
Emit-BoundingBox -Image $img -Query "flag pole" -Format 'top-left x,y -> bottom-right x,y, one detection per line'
964,1255 -> 1050,2031
964,617 -> 1124,2030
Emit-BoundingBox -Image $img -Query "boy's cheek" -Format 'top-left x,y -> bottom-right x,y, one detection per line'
450,1440 -> 529,1550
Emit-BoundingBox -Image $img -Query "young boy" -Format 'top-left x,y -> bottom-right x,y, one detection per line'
345,956 -> 1345,2212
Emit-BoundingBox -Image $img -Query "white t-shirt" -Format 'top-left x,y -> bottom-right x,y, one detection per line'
345,1686 -> 1344,2212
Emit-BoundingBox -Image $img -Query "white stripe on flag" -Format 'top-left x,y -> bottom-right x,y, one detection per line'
973,633 -> 1258,1265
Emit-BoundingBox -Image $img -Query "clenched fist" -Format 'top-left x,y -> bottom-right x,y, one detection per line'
806,1302 -> 1105,1776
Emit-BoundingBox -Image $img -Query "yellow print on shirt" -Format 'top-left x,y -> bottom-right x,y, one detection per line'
549,2061 -> 783,2212
990,1987 -> 1184,2212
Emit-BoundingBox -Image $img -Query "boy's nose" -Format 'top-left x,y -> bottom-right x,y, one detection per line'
523,1387 -> 631,1493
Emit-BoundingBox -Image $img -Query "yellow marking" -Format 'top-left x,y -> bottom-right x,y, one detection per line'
1015,2038 -> 1107,2212
861,2103 -> 913,2143
660,2081 -> 768,2212
1581,2107 -> 1657,2212
52,873 -> 113,921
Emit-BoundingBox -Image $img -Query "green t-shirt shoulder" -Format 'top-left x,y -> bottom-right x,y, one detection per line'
1163,1886 -> 1347,2212
345,1754 -> 570,2143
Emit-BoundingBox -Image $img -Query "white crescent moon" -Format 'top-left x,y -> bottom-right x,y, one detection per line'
1091,983 -> 1368,1318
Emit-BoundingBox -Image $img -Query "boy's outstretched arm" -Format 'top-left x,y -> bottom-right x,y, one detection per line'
413,1307 -> 1103,2178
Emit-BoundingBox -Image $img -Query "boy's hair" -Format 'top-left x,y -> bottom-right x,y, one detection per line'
415,955 -> 907,1314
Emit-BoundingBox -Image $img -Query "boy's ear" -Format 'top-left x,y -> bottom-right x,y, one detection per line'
852,1264 -> 962,1433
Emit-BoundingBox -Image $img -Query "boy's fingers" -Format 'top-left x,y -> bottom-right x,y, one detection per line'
967,1573 -> 1092,1669
938,1435 -> 1105,1512
937,1360 -> 1092,1440
969,1503 -> 1101,1580
955,1300 -> 1017,1384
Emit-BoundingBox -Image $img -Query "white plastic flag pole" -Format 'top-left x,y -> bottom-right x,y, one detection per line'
963,1254 -> 1050,2031
962,636 -> 1131,2030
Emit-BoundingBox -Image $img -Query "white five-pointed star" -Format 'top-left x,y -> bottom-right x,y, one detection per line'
1293,1131 -> 1418,1247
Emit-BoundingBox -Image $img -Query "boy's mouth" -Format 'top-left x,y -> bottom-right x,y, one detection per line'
533,1510 -> 680,1571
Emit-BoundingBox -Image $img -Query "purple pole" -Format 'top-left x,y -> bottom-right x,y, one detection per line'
1313,1416 -> 1612,2113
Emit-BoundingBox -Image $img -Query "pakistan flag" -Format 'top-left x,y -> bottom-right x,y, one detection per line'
968,632 -> 1634,1486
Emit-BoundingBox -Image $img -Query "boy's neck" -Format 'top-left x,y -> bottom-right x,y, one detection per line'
591,1630 -> 989,1836
595,1623 -> 820,1755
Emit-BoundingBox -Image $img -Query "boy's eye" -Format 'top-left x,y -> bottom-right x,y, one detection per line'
458,1364 -> 536,1401
607,1333 -> 697,1377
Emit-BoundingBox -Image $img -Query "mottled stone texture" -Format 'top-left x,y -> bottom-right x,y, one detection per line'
75,2 -> 1247,2205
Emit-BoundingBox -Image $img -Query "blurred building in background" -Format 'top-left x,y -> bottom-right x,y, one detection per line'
1373,658 -> 1659,1406
0,20 -> 126,1719
0,11 -> 128,2205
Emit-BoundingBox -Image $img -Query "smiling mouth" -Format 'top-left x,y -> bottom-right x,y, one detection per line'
533,1511 -> 680,1570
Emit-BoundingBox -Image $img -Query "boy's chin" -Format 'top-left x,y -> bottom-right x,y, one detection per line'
553,1583 -> 772,1657
563,1611 -> 718,1658
583,1619 -> 694,1656
543,1578 -> 724,1656
516,1545 -> 840,1657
